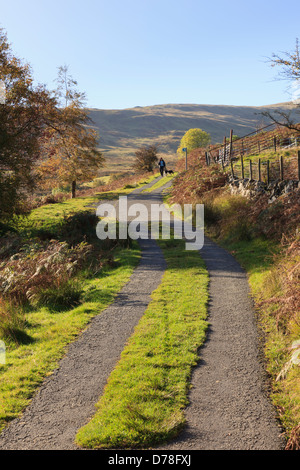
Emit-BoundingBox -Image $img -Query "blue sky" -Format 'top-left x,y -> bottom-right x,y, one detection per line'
1,0 -> 299,109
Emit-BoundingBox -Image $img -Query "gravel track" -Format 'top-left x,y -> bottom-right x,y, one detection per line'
156,235 -> 285,450
0,179 -> 167,450
0,177 -> 286,450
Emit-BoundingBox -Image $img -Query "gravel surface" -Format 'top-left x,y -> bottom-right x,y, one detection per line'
0,177 -> 286,450
156,234 -> 285,450
0,179 -> 167,450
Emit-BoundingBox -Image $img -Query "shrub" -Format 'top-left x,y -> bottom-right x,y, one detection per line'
258,235 -> 300,331
169,163 -> 227,205
32,278 -> 83,311
0,240 -> 95,307
135,145 -> 158,172
58,211 -> 100,245
58,211 -> 133,251
0,298 -> 31,344
0,232 -> 22,259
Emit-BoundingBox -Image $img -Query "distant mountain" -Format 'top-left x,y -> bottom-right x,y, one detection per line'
86,102 -> 298,173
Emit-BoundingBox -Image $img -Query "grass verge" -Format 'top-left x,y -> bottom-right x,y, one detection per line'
0,244 -> 141,432
6,173 -> 161,239
1,173 -> 160,432
193,189 -> 299,449
75,236 -> 209,449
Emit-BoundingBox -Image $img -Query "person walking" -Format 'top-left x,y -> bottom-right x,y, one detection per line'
158,157 -> 166,176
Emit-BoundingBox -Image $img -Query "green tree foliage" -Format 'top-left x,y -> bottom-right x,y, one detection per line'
134,145 -> 159,172
0,28 -> 54,219
177,128 -> 211,155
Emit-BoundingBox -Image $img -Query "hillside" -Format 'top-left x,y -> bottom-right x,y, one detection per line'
87,102 -> 299,173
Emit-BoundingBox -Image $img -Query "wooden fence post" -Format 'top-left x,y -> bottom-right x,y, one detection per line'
249,160 -> 253,180
274,136 -> 277,151
258,158 -> 261,182
280,155 -> 284,180
241,156 -> 244,179
267,160 -> 270,185
229,129 -> 233,160
298,150 -> 300,181
231,159 -> 235,179
223,136 -> 227,163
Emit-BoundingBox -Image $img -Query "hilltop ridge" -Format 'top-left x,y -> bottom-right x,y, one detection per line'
87,102 -> 298,172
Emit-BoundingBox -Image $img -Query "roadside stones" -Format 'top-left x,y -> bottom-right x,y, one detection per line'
229,177 -> 299,202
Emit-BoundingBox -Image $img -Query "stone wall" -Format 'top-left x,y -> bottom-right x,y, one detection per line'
229,176 -> 300,202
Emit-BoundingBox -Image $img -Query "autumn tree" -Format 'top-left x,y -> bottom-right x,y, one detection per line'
135,145 -> 159,172
270,38 -> 300,82
38,66 -> 104,198
177,128 -> 211,155
0,28 -> 54,219
261,39 -> 300,130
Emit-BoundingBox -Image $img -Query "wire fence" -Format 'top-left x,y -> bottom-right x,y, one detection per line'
230,154 -> 300,184
205,123 -> 300,183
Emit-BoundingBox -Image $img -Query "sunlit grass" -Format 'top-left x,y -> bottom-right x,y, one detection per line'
8,173 -> 160,239
11,196 -> 97,238
231,148 -> 299,180
75,236 -> 209,449
142,174 -> 176,193
0,174 -> 153,430
0,245 -> 141,432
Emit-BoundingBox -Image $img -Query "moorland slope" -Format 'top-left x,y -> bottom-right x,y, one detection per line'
87,102 -> 298,172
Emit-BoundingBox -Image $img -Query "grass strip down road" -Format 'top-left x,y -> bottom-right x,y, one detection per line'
76,236 -> 209,449
142,174 -> 176,193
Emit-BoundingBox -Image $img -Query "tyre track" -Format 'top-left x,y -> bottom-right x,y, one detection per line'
0,178 -> 167,450
0,176 -> 285,450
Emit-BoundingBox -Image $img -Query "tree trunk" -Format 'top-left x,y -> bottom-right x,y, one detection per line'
71,180 -> 76,199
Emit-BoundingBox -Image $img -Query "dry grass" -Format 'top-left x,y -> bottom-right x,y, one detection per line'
286,424 -> 300,450
77,171 -> 157,198
0,298 -> 27,344
257,236 -> 300,331
170,152 -> 227,205
0,239 -> 92,309
0,210 -> 125,341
